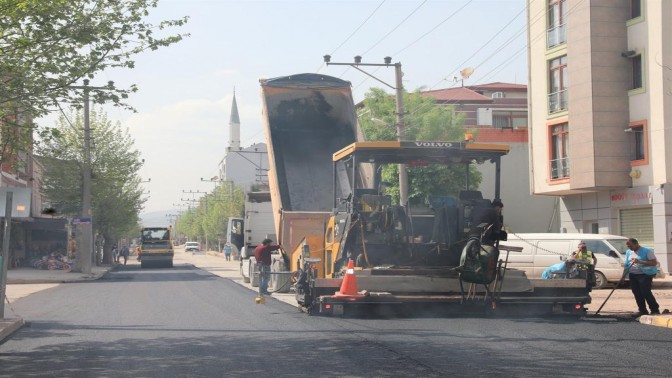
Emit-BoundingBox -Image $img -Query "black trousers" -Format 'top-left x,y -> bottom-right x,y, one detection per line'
629,273 -> 659,314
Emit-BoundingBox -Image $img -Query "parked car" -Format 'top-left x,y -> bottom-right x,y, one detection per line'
185,242 -> 200,252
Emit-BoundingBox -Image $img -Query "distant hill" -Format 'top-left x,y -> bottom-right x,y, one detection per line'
140,210 -> 173,227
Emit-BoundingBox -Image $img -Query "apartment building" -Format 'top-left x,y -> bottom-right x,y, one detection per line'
527,0 -> 672,273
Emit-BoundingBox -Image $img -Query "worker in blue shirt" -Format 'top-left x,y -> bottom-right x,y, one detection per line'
625,238 -> 660,316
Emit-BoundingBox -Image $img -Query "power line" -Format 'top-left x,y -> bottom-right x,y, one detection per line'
401,0 -> 585,124
355,1 -> 535,117
437,4 -> 527,84
393,0 -> 473,57
317,0 -> 387,73
55,101 -> 83,135
361,0 -> 428,56
401,0 -> 551,118
351,0 -> 484,92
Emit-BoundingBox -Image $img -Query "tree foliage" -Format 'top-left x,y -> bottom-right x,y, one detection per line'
175,184 -> 245,250
37,109 -> 146,259
0,0 -> 188,173
0,0 -> 189,117
359,87 -> 482,205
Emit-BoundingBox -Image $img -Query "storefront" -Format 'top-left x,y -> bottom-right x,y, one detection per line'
7,218 -> 68,268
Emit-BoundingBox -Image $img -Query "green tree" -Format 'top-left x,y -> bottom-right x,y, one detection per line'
37,109 -> 146,263
0,0 -> 188,168
175,184 -> 245,250
359,87 -> 482,205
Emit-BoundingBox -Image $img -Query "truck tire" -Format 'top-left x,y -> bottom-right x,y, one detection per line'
270,259 -> 290,293
250,264 -> 259,287
593,271 -> 607,289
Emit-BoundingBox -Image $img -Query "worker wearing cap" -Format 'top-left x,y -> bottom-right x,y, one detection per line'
470,199 -> 504,244
254,238 -> 281,296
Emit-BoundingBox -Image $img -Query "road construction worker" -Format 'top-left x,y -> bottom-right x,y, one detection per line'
570,242 -> 597,266
569,241 -> 596,285
254,238 -> 281,296
469,199 -> 503,245
625,238 -> 660,316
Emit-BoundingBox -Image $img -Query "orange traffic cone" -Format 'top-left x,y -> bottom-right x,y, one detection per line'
333,259 -> 365,299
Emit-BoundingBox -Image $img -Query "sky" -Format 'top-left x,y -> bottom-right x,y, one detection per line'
37,0 -> 530,217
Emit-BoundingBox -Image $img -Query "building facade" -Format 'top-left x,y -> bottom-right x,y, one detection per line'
527,0 -> 672,273
422,83 -> 559,233
0,113 -> 68,268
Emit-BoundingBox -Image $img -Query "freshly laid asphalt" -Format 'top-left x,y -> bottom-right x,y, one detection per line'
2,248 -> 671,344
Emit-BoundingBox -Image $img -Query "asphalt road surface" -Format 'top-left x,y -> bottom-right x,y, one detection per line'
1,261 -> 671,377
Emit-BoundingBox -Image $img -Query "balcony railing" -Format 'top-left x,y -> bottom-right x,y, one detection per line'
550,157 -> 570,179
547,24 -> 567,49
548,89 -> 568,114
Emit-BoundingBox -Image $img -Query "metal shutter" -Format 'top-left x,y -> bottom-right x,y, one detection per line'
619,207 -> 653,245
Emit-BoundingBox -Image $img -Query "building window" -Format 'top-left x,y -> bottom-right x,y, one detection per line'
550,123 -> 569,179
627,120 -> 648,166
631,54 -> 643,90
547,0 -> 567,48
548,56 -> 568,113
630,0 -> 641,19
492,111 -> 527,129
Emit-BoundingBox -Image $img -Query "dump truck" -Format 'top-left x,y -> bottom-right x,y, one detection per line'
236,191 -> 276,286
260,73 -> 593,316
259,73 -> 360,293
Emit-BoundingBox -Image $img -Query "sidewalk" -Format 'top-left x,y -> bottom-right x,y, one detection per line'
6,265 -> 113,285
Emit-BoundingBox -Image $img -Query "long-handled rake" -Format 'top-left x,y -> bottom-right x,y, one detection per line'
593,263 -> 632,316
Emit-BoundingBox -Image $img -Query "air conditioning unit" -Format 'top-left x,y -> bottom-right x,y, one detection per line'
491,91 -> 505,99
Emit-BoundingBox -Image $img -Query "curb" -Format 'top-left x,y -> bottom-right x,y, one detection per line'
0,318 -> 25,344
6,267 -> 113,285
639,314 -> 672,328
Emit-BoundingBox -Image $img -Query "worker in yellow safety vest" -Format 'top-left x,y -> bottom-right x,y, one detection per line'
570,241 -> 597,267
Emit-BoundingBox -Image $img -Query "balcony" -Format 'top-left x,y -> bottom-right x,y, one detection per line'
547,24 -> 566,49
550,157 -> 570,179
548,89 -> 568,114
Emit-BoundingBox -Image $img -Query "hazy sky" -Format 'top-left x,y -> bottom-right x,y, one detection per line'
38,0 -> 530,215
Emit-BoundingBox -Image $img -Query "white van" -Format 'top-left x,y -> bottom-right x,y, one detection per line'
500,233 -> 629,289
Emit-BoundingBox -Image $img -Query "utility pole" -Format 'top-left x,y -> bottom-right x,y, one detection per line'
68,79 -> 114,274
323,55 -> 409,206
201,177 -> 234,198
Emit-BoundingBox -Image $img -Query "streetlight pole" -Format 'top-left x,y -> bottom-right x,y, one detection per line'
323,55 -> 409,206
67,79 -> 114,273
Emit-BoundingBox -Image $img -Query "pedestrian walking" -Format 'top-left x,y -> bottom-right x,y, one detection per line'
112,246 -> 118,263
625,238 -> 660,316
119,245 -> 130,265
223,243 -> 232,261
254,238 -> 281,296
